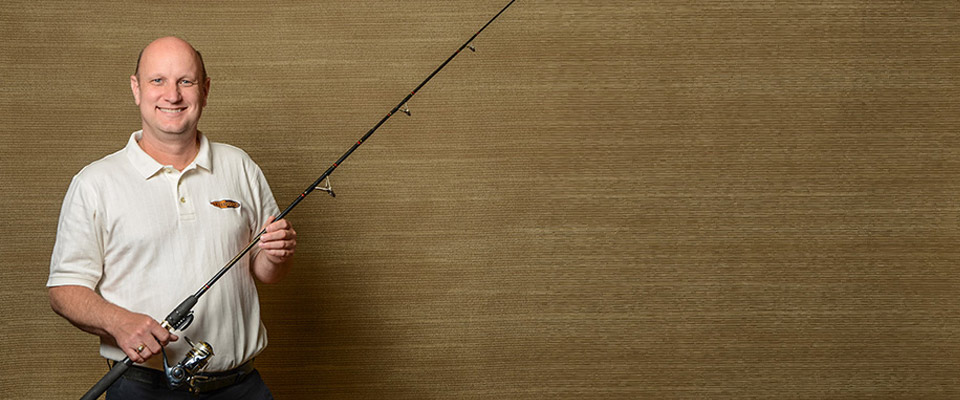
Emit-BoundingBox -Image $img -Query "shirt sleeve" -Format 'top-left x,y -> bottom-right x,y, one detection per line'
248,161 -> 280,261
47,174 -> 105,289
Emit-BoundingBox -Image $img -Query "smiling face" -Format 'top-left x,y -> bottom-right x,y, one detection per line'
130,37 -> 210,140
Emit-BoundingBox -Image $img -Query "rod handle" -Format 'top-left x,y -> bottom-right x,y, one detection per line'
79,358 -> 131,400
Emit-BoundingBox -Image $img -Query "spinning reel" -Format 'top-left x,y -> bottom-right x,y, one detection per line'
162,336 -> 215,391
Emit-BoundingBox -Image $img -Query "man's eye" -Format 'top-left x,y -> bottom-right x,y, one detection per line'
151,78 -> 163,84
180,80 -> 194,86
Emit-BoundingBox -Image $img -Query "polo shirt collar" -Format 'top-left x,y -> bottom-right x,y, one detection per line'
193,133 -> 212,172
125,130 -> 212,179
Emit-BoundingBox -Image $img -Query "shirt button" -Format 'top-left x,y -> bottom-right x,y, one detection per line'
180,197 -> 186,203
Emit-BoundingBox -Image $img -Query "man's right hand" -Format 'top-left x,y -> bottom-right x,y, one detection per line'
108,311 -> 179,363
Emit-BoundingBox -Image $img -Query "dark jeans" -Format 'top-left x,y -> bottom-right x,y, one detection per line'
105,369 -> 273,400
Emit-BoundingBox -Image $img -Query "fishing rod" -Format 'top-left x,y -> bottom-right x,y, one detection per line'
80,0 -> 517,398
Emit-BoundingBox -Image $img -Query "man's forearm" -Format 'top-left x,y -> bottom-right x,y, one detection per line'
252,250 -> 292,284
48,285 -> 122,340
49,285 -> 178,363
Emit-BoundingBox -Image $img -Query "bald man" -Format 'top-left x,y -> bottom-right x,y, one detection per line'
48,37 -> 293,399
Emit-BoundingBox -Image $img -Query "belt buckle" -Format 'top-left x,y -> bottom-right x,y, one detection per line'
188,374 -> 211,395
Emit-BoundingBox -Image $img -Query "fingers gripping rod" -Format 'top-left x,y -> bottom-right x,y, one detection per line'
79,1 -> 517,399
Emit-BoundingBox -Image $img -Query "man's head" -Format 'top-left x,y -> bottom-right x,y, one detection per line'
130,37 -> 210,140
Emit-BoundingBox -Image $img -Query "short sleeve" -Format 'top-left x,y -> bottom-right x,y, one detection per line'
47,174 -> 105,289
247,161 -> 280,261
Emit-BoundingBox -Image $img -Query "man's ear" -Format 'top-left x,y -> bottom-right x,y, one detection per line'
201,76 -> 211,108
130,75 -> 141,106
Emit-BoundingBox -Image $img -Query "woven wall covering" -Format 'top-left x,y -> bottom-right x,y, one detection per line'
2,1 -> 958,398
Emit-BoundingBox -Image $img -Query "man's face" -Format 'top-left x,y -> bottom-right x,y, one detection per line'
130,39 -> 209,139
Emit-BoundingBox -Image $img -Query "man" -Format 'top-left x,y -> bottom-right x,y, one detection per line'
48,36 -> 295,399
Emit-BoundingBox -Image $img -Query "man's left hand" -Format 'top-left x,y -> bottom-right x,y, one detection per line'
258,216 -> 296,265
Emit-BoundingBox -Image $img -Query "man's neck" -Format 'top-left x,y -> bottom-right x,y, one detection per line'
137,129 -> 201,171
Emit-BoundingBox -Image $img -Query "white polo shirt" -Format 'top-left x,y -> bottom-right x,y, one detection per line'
48,131 -> 279,372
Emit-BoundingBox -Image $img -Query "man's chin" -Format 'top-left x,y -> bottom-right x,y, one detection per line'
144,125 -> 196,138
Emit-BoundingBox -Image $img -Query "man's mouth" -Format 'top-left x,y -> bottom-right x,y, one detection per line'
158,107 -> 185,114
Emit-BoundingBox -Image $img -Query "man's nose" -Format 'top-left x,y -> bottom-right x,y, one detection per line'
162,83 -> 182,102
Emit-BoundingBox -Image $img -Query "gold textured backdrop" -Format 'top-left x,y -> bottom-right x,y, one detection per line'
2,1 -> 959,398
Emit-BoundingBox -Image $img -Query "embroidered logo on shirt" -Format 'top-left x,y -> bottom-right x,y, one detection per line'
210,199 -> 241,209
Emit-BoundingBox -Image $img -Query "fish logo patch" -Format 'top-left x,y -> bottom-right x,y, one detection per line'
210,199 -> 241,209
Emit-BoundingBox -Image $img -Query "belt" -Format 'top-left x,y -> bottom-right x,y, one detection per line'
115,359 -> 255,394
